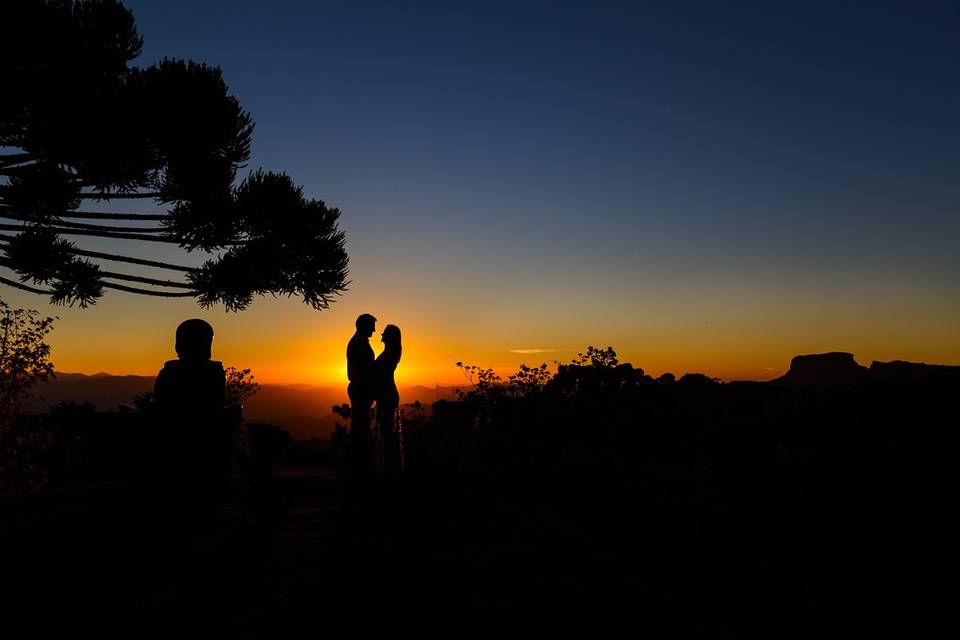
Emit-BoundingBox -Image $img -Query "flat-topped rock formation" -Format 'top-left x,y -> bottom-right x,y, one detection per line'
771,352 -> 959,390
869,360 -> 960,381
771,352 -> 868,390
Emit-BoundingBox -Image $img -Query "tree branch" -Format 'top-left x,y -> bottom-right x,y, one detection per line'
51,220 -> 169,234
0,274 -> 52,295
0,212 -> 167,233
0,153 -> 35,169
0,235 -> 196,272
1,255 -> 191,291
101,281 -> 195,297
66,247 -> 197,272
77,192 -> 162,200
57,211 -> 168,221
0,223 -> 180,243
100,271 -> 193,288
0,206 -> 167,221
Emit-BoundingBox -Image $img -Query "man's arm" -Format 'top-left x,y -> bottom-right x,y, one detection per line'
347,337 -> 359,382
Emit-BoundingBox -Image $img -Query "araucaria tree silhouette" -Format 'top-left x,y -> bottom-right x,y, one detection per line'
0,1 -> 349,311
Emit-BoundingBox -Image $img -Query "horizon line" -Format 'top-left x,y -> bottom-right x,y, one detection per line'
50,368 -> 784,386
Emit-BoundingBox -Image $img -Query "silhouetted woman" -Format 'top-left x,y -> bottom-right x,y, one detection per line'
375,324 -> 402,472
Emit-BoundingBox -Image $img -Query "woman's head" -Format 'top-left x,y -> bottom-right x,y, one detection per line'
175,319 -> 214,361
380,324 -> 402,359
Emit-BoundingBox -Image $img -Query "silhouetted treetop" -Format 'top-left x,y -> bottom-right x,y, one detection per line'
0,0 -> 349,311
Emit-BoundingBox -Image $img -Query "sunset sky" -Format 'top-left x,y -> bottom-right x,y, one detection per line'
2,0 -> 959,385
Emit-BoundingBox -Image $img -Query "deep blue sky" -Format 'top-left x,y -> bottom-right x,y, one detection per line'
10,0 -> 959,381
122,0 -> 960,272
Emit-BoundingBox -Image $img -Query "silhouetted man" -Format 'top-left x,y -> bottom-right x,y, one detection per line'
347,313 -> 377,471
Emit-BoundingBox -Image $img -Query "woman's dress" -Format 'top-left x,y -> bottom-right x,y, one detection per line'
374,352 -> 401,471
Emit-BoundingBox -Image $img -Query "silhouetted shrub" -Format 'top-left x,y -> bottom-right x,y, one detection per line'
0,300 -> 56,493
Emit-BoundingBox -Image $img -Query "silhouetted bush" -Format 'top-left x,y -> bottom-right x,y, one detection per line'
395,346 -> 958,628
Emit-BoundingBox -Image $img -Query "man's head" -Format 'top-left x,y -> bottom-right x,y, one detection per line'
175,319 -> 214,361
355,313 -> 377,338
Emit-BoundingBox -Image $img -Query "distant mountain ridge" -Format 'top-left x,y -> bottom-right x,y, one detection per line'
29,372 -> 460,440
28,354 -> 958,437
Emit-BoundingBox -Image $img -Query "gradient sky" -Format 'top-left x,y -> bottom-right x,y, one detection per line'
3,0 -> 959,384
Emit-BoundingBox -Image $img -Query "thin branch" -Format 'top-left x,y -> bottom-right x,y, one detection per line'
0,206 -> 167,221
100,271 -> 193,289
0,223 -> 181,243
0,255 -> 192,291
67,247 -> 197,272
101,281 -> 195,297
0,212 -> 167,233
0,235 -> 196,272
51,220 -> 168,234
0,153 -> 35,169
0,274 -> 52,295
57,211 -> 168,221
77,192 -> 162,200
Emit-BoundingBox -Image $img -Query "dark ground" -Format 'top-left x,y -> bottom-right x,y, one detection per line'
3,463 -> 726,635
6,358 -> 959,634
1,454 -> 952,636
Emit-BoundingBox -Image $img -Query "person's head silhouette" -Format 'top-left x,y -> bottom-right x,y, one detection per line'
356,313 -> 377,338
380,324 -> 401,345
380,324 -> 402,360
175,319 -> 214,361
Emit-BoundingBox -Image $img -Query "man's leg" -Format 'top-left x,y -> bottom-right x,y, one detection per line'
347,386 -> 373,473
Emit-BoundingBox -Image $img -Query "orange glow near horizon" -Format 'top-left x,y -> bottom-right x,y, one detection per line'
3,262 -> 958,387
33,300 -> 960,387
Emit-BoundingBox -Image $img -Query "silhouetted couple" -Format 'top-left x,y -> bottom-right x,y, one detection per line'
347,313 -> 402,473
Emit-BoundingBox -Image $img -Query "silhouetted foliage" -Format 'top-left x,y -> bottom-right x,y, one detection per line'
224,366 -> 260,406
0,1 -> 349,310
572,345 -> 619,367
0,299 -> 55,432
0,415 -> 52,494
391,346 -> 960,629
332,403 -> 352,420
677,372 -> 719,386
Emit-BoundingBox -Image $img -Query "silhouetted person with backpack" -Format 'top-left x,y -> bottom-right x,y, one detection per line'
152,319 -> 230,524
347,313 -> 377,472
375,324 -> 402,473
154,319 -> 226,414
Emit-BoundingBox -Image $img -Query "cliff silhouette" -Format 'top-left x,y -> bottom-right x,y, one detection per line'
770,351 -> 958,390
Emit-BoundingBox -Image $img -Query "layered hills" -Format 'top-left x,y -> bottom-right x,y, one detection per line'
29,353 -> 958,439
29,373 -> 458,440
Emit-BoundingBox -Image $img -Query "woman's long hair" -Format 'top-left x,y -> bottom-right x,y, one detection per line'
382,324 -> 402,364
